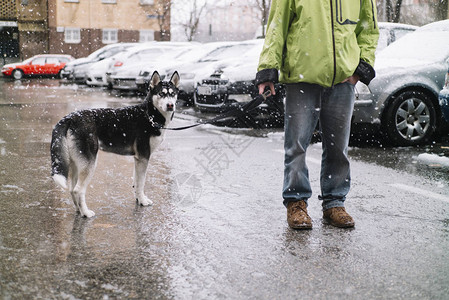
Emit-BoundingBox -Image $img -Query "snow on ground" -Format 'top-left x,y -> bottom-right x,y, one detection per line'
415,153 -> 449,167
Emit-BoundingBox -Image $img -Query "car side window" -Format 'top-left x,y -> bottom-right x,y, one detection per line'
31,57 -> 46,65
59,58 -> 70,63
393,29 -> 414,42
46,57 -> 60,64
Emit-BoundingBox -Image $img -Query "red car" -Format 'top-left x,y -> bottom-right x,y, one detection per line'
1,54 -> 75,80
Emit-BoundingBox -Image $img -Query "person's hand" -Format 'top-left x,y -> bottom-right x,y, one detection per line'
258,82 -> 276,95
341,74 -> 360,85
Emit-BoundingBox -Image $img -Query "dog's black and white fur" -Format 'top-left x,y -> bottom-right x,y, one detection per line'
50,71 -> 179,217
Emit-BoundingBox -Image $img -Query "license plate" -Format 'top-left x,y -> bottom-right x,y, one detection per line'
197,86 -> 212,95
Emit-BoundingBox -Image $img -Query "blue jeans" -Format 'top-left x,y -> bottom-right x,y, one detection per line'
283,82 -> 355,211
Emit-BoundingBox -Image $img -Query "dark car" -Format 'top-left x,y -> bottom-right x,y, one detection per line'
196,61 -> 285,128
1,54 -> 74,80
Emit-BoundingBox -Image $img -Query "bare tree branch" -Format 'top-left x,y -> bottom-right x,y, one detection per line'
154,0 -> 173,41
179,0 -> 208,42
253,0 -> 270,37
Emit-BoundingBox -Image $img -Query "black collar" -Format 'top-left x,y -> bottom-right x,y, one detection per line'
143,101 -> 172,129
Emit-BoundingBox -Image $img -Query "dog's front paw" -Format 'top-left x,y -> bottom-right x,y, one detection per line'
137,195 -> 153,206
81,209 -> 96,218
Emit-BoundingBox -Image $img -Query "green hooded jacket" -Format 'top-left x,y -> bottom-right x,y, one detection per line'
256,0 -> 379,87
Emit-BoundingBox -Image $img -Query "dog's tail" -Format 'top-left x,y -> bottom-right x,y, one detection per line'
50,117 -> 70,190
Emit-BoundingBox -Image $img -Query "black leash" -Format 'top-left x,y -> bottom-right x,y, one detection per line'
162,90 -> 273,131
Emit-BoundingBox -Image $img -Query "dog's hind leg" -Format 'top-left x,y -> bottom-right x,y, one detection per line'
72,160 -> 97,218
68,164 -> 80,212
134,156 -> 152,206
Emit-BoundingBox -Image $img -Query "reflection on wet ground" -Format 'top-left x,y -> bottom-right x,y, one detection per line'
1,78 -> 448,299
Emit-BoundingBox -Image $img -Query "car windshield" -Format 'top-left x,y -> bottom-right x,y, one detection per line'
125,47 -> 187,65
87,46 -> 117,60
199,44 -> 255,62
174,47 -> 204,61
127,48 -> 164,62
21,57 -> 34,64
378,31 -> 449,62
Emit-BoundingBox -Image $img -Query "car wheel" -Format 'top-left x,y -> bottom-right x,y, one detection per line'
12,69 -> 24,80
383,90 -> 437,146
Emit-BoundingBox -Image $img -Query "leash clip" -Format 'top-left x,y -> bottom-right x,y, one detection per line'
261,90 -> 272,100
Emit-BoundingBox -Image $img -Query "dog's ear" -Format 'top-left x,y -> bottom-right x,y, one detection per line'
170,71 -> 180,88
150,71 -> 161,89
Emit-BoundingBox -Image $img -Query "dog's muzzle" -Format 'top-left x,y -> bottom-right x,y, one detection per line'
167,103 -> 174,111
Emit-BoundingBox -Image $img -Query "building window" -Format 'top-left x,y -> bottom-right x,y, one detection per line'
139,30 -> 154,42
140,0 -> 154,5
102,0 -> 116,3
65,28 -> 81,43
103,29 -> 118,44
64,0 -> 79,2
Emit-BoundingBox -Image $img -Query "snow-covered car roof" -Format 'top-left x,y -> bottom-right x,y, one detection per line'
418,19 -> 449,32
162,40 -> 263,79
119,46 -> 193,67
139,41 -> 235,75
85,42 -> 137,60
378,22 -> 418,30
376,28 -> 449,68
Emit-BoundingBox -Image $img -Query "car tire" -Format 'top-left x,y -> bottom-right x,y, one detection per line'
383,90 -> 437,146
12,69 -> 24,80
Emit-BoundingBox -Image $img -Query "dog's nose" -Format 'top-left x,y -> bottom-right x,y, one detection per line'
167,103 -> 174,111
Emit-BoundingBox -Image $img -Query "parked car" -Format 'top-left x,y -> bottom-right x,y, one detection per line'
60,43 -> 136,83
354,19 -> 449,146
195,40 -> 265,111
106,42 -> 193,91
376,22 -> 418,53
85,46 -> 145,88
136,41 -> 234,98
85,55 -> 120,88
438,59 -> 449,123
1,54 -> 74,80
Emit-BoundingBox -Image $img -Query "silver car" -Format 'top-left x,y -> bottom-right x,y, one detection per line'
354,20 -> 449,146
107,43 -> 192,91
60,43 -> 136,84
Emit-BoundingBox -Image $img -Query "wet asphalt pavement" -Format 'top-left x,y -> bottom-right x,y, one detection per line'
0,78 -> 449,299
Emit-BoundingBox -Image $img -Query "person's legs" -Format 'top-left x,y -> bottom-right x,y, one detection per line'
318,82 -> 355,210
283,83 -> 321,207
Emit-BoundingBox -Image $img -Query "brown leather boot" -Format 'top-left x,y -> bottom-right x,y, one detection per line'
323,207 -> 355,228
287,200 -> 312,229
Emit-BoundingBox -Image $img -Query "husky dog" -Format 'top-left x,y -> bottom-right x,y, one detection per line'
50,71 -> 179,217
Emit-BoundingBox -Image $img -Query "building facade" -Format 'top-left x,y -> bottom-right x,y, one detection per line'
48,0 -> 171,58
0,0 -> 170,60
193,2 -> 261,42
0,0 -> 48,59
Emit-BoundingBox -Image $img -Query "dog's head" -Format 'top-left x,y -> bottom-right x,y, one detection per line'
149,71 -> 179,114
